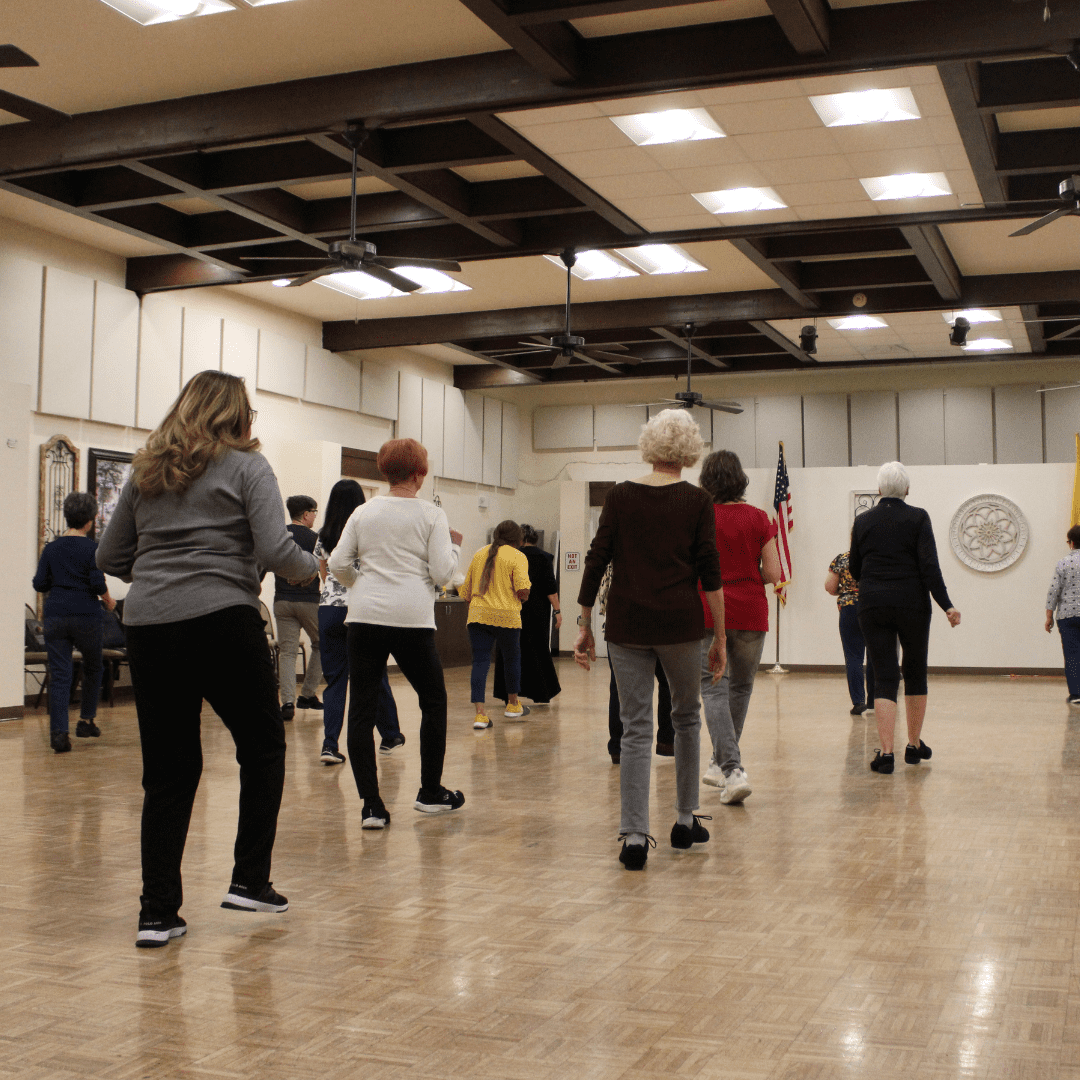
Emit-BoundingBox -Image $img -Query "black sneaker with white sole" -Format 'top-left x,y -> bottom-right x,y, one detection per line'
361,801 -> 390,829
378,733 -> 406,755
414,786 -> 465,813
75,719 -> 101,738
320,743 -> 345,765
220,882 -> 289,912
136,912 -> 187,949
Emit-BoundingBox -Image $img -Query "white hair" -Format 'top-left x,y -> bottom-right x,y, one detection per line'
877,460 -> 910,499
638,408 -> 704,468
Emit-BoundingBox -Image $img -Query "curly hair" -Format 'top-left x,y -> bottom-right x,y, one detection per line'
132,370 -> 258,497
638,408 -> 704,468
877,460 -> 910,499
699,450 -> 748,504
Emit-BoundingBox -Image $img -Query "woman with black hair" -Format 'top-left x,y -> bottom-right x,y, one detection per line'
314,480 -> 404,769
460,520 -> 532,728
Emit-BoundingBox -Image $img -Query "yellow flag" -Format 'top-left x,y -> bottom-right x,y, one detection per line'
1073,433 -> 1080,528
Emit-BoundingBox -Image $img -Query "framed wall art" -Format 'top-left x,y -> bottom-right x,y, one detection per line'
88,448 -> 134,540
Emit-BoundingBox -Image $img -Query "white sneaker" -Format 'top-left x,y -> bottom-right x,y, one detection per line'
702,761 -> 725,787
720,767 -> 752,804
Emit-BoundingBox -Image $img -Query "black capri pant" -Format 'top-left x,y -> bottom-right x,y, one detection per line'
857,605 -> 932,701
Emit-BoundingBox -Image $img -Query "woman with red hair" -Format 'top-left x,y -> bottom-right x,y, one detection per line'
328,438 -> 466,826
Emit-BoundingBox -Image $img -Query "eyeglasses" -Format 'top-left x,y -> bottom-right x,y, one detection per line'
248,409 -> 258,426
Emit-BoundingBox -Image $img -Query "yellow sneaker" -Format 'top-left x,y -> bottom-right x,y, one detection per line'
473,714 -> 493,729
504,703 -> 531,720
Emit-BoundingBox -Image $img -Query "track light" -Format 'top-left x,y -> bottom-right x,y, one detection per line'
949,316 -> 971,347
800,325 -> 817,354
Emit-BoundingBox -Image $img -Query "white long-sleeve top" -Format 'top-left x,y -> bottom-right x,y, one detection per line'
328,495 -> 460,629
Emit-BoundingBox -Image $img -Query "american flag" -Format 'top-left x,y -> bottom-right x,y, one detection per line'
773,441 -> 793,605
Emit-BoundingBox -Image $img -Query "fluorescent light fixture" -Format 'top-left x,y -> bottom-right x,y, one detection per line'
827,315 -> 889,330
544,250 -> 638,281
614,244 -> 706,275
317,267 -> 470,300
809,88 -> 921,127
962,337 -> 1013,352
241,0 -> 302,5
692,187 -> 787,214
97,0 -> 235,25
860,172 -> 952,200
610,108 -> 724,146
941,308 -> 1003,325
271,278 -> 291,287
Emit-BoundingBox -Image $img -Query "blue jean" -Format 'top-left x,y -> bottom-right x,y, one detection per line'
1060,616 -> 1080,697
468,622 -> 520,702
319,605 -> 399,749
838,604 -> 875,707
44,613 -> 103,735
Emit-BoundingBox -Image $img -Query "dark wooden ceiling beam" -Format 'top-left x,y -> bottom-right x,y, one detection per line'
976,56 -> 1080,112
750,319 -> 818,365
898,224 -> 962,301
649,326 -> 729,370
800,255 -> 929,291
937,61 -> 1006,207
505,0 -> 717,25
997,128 -> 1080,174
729,237 -> 818,308
1021,303 -> 1047,354
377,121 -> 520,172
764,228 -> 909,262
765,0 -> 830,55
456,0 -> 582,81
454,364 -> 545,389
126,253 -> 245,292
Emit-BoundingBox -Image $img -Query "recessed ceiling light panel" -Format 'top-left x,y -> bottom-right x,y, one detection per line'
271,278 -> 291,287
809,88 -> 921,127
692,187 -> 787,214
317,267 -> 470,300
610,108 -> 725,146
827,315 -> 889,330
962,338 -> 1013,352
860,172 -> 952,200
614,244 -> 706,275
98,0 -> 235,25
545,250 -> 638,281
941,308 -> 1003,324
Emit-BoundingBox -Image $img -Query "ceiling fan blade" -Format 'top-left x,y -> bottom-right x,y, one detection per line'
376,256 -> 462,273
587,342 -> 628,352
551,353 -> 573,369
627,401 -> 671,407
240,256 -> 331,261
698,399 -> 745,414
1036,383 -> 1080,393
285,266 -> 338,288
0,88 -> 70,122
361,262 -> 423,293
586,349 -> 641,364
488,347 -> 552,356
517,340 -> 556,350
1010,206 -> 1075,236
0,45 -> 38,67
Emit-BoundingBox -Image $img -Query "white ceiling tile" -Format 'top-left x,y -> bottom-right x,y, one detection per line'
937,144 -> 974,172
711,97 -> 822,134
519,116 -> 635,153
452,161 -> 541,182
794,201 -> 878,220
776,178 -> 870,205
613,193 -> 704,218
641,138 -> 750,169
869,193 -> 959,214
665,163 -> 770,190
587,171 -> 690,199
828,120 -> 938,154
594,90 -> 707,116
940,218 -> 1080,274
909,82 -> 952,117
555,147 -> 666,178
732,128 -> 841,161
500,103 -> 605,127
757,155 -> 857,184
638,213 -> 725,232
846,146 -> 946,176
926,114 -> 966,146
696,79 -> 810,107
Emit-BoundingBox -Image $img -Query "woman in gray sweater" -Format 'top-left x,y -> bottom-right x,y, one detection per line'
98,370 -> 317,949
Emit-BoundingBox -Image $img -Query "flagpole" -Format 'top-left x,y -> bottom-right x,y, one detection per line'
769,592 -> 787,674
769,440 -> 790,674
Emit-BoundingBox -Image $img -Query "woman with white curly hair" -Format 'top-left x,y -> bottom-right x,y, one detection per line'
849,460 -> 961,774
574,409 -> 726,870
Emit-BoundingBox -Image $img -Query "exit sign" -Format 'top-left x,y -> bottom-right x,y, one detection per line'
564,551 -> 580,572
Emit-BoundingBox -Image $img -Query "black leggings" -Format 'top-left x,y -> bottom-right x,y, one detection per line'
857,605 -> 932,701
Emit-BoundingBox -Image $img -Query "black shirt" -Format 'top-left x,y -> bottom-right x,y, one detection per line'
849,497 -> 953,613
33,536 -> 107,619
273,523 -> 319,603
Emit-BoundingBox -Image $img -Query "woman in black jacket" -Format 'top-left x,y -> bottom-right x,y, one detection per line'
850,461 -> 961,774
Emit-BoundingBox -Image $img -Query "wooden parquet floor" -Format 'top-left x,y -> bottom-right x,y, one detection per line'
3,664 -> 1080,1080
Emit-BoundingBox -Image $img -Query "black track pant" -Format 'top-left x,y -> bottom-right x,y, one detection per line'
857,605 -> 932,702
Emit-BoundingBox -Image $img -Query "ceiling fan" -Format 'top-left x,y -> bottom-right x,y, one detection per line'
0,45 -> 71,122
1008,175 -> 1080,236
239,125 -> 461,290
636,324 -> 743,415
487,248 -> 639,370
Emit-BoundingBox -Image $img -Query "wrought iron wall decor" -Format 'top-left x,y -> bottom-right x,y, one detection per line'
38,435 -> 79,554
949,494 -> 1029,573
851,490 -> 882,525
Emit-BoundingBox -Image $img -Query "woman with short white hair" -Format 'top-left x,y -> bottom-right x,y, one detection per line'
574,409 -> 726,870
849,461 -> 961,774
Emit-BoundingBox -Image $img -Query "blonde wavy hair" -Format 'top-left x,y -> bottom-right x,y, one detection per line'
638,408 -> 704,468
132,370 -> 259,497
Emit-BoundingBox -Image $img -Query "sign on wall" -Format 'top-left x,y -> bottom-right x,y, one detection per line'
564,551 -> 580,572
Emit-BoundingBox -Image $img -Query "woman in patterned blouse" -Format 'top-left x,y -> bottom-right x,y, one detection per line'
825,551 -> 875,715
1045,524 -> 1080,706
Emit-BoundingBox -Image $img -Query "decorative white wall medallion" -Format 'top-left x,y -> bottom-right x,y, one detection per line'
950,494 -> 1028,572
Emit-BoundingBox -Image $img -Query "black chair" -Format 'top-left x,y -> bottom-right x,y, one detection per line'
100,605 -> 128,706
24,603 -> 50,709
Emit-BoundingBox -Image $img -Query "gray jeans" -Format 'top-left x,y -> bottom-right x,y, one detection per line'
609,640 -> 702,836
274,600 -> 322,703
700,629 -> 766,775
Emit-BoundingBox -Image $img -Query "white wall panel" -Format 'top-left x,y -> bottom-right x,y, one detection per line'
533,404 -> 593,449
40,267 -> 93,421
712,399 -> 756,466
0,256 -> 43,395
304,347 -> 360,411
221,317 -> 258,386
850,391 -> 897,466
360,362 -> 398,420
422,379 -> 444,476
944,386 -> 993,465
1043,384 -> 1080,464
483,397 -> 502,486
256,329 -> 305,398
137,294 -> 182,430
463,390 -> 484,482
91,281 -> 139,428
181,307 -> 222,385
899,389 -> 945,465
994,385 -> 1043,465
442,385 -> 465,481
802,394 -> 848,467
755,395 -> 802,469
397,371 -> 422,441
595,403 -> 646,447
501,401 -> 519,488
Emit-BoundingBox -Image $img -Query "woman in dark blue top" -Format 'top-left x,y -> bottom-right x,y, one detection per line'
849,462 -> 961,775
32,492 -> 115,753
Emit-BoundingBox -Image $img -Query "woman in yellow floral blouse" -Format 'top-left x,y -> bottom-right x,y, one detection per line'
825,551 -> 875,715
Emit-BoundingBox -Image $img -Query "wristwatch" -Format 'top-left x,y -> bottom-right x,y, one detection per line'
552,609 -> 560,615
576,615 -> 592,628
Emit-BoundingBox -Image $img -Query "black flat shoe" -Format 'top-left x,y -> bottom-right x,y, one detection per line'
670,815 -> 711,849
655,742 -> 674,757
870,750 -> 894,774
618,834 -> 656,870
904,740 -> 932,764
850,703 -> 868,715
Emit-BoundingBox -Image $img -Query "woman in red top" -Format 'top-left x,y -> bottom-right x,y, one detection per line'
698,450 -> 782,804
